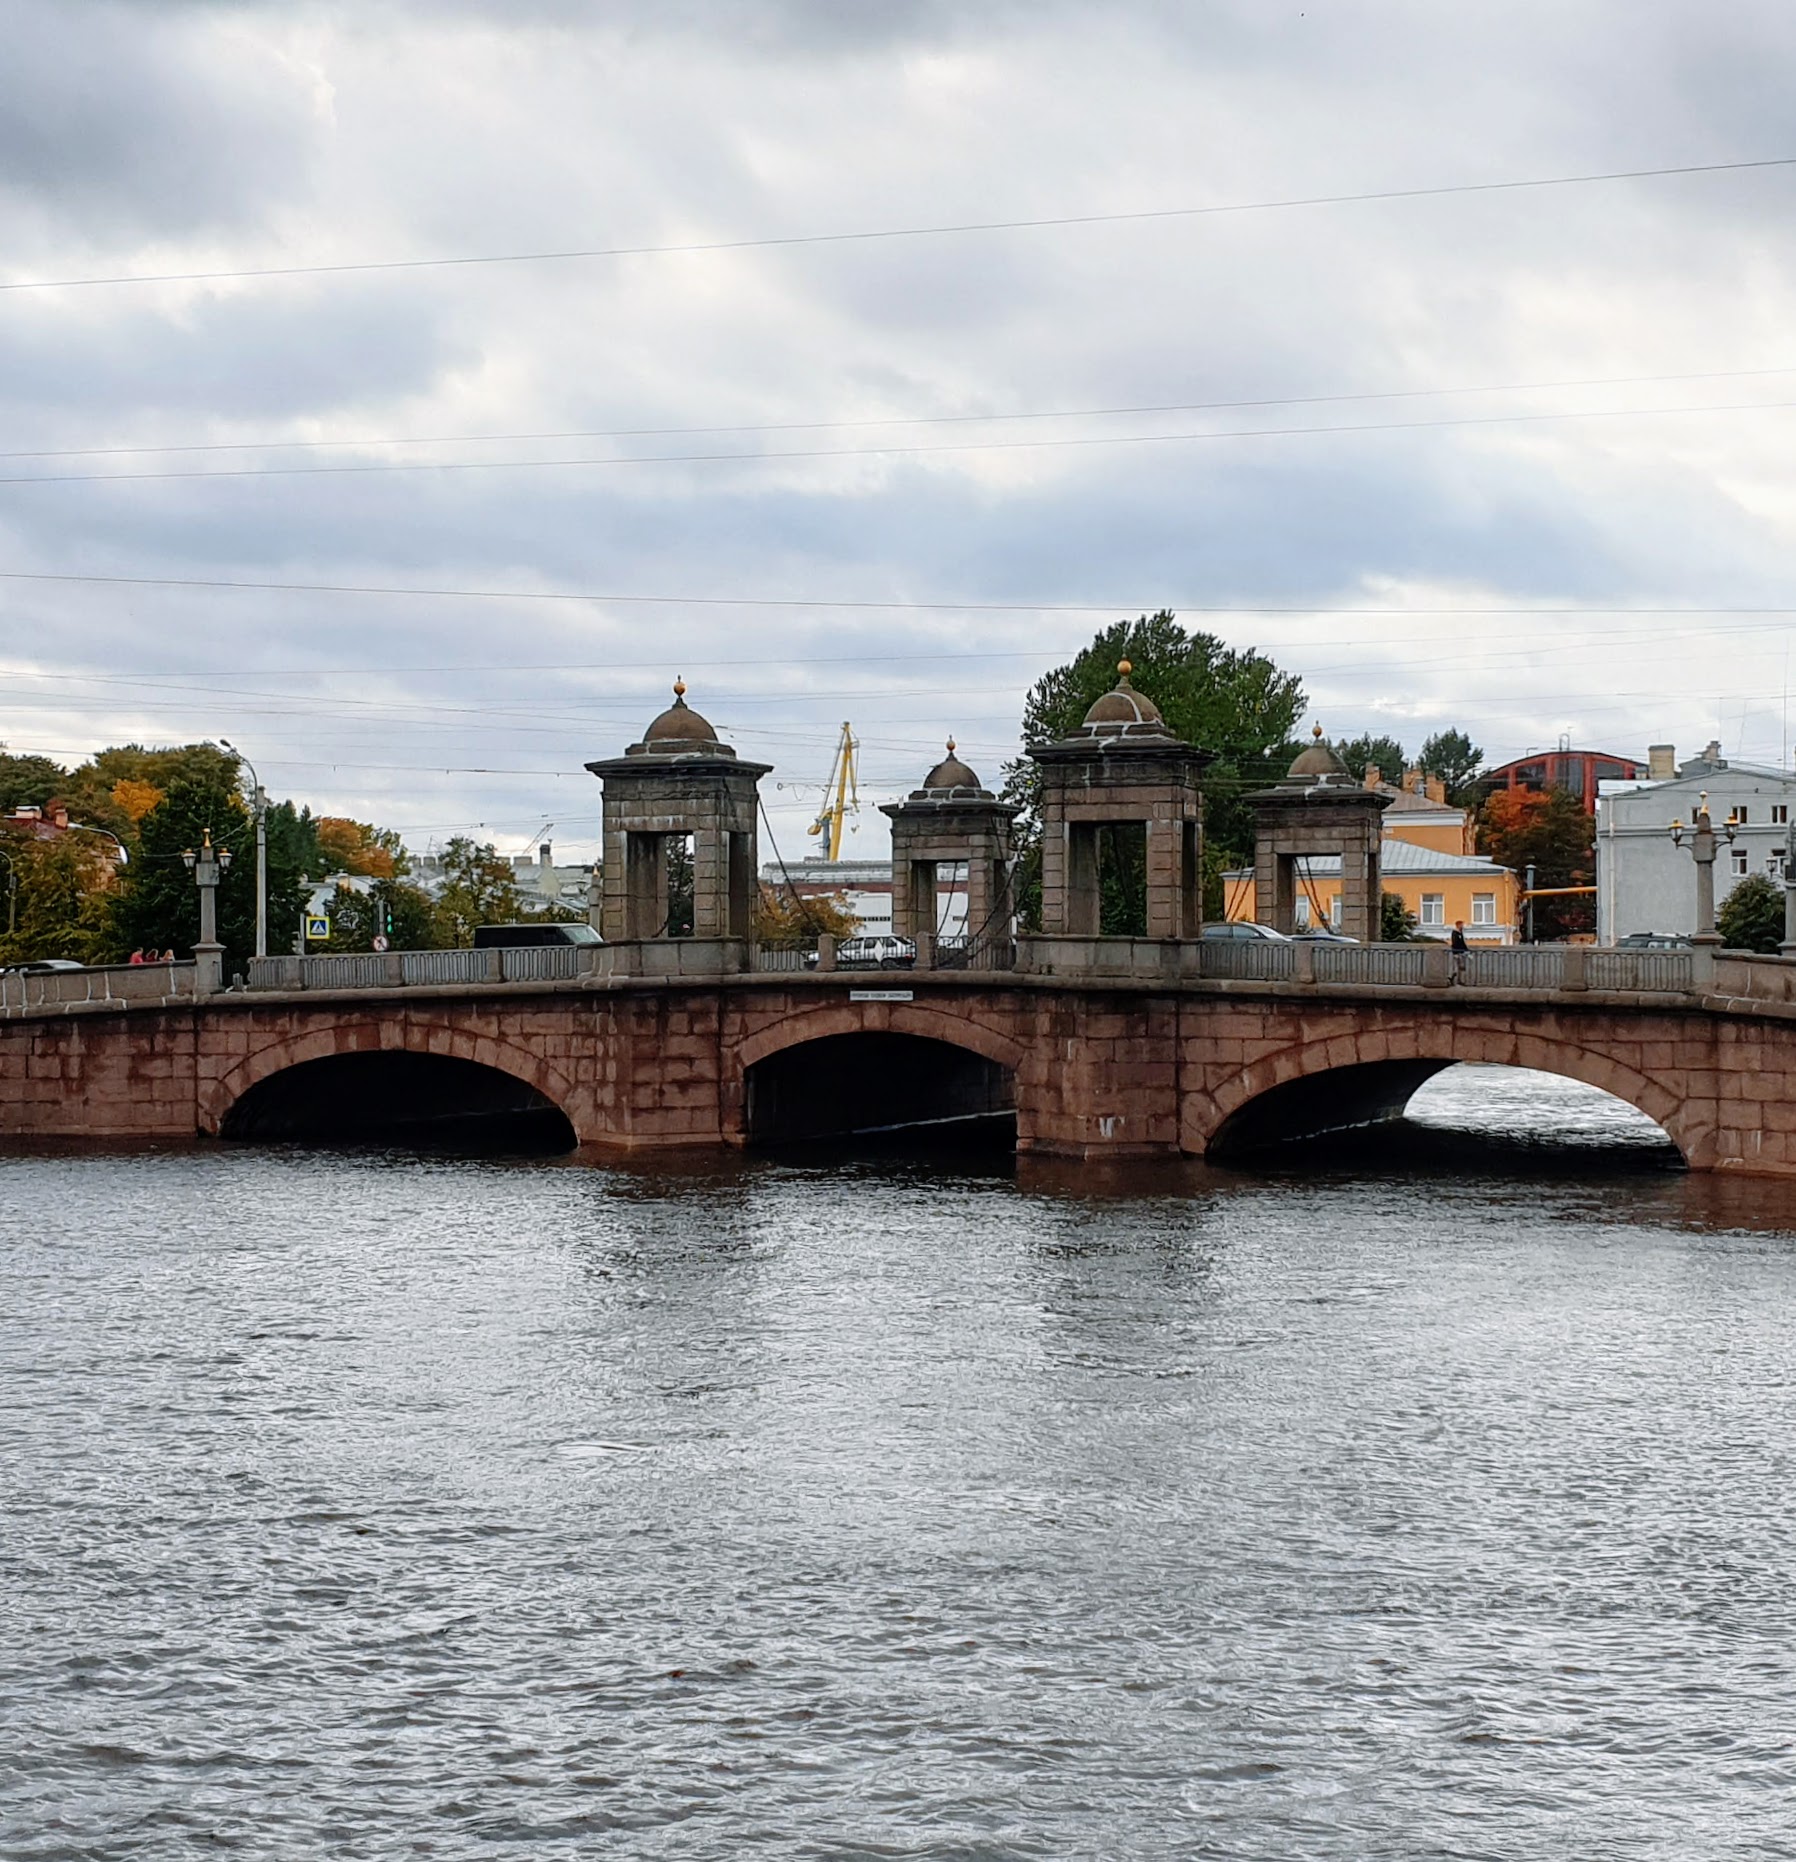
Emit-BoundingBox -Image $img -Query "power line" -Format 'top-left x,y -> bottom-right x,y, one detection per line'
8,363 -> 1793,463
4,394 -> 1794,486
4,155 -> 1791,294
7,564 -> 1796,627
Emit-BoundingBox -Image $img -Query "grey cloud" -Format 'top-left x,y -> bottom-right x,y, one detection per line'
0,0 -> 320,238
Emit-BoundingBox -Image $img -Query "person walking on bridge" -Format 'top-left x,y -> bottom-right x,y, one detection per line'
1450,919 -> 1470,984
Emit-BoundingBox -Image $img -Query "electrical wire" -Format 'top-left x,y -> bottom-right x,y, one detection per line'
6,154 -> 1790,293
11,564 -> 1796,624
10,363 -> 1794,462
5,394 -> 1794,486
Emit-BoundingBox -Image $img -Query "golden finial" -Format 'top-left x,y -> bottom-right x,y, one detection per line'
1117,658 -> 1133,680
946,736 -> 956,754
1312,723 -> 1324,740
673,676 -> 686,699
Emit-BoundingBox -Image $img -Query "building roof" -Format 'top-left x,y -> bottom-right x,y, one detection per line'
1371,784 -> 1461,816
1223,839 -> 1510,880
629,678 -> 735,757
1285,725 -> 1347,781
1601,762 -> 1794,797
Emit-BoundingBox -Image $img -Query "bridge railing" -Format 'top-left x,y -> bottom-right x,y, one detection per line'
750,941 -> 815,973
0,961 -> 198,1015
1587,949 -> 1695,993
212,937 -> 1775,1000
1197,940 -> 1297,982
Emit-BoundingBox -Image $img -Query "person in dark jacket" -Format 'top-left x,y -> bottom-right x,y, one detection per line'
1450,919 -> 1470,982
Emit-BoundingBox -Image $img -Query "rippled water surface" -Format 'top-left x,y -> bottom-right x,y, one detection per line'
6,1066 -> 1796,1859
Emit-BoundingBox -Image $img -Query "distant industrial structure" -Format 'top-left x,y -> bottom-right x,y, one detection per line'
1484,745 -> 1646,814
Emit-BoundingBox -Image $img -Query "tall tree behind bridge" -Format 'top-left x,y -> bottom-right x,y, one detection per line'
1477,785 -> 1594,941
432,838 -> 526,946
1332,733 -> 1407,784
112,774 -> 310,968
1417,729 -> 1485,807
1003,612 -> 1304,926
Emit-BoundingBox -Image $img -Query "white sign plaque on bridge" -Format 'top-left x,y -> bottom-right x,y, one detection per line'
849,989 -> 914,1002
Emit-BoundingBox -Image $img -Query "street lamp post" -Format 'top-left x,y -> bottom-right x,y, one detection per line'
181,829 -> 232,992
1670,791 -> 1737,946
217,738 -> 267,959
1783,813 -> 1796,956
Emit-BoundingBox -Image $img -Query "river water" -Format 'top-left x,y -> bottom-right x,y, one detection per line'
5,1066 -> 1796,1860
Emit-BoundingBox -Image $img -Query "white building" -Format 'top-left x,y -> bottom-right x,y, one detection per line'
1596,741 -> 1796,942
759,858 -> 971,938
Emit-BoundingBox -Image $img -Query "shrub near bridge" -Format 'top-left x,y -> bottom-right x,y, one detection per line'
1718,873 -> 1786,954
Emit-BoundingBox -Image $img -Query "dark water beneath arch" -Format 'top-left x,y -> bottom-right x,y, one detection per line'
5,1066 -> 1795,1859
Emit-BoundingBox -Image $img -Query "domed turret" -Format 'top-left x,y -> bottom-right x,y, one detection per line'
1285,724 -> 1347,783
918,737 -> 987,796
628,678 -> 735,758
1080,660 -> 1167,733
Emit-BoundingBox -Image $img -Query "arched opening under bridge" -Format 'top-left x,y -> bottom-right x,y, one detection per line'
1206,1060 -> 1683,1172
219,1051 -> 577,1153
743,1031 -> 1016,1148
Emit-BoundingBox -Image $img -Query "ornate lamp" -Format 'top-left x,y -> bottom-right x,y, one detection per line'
1669,792 -> 1736,945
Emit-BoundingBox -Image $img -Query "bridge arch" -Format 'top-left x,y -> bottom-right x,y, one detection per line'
734,1003 -> 1025,1146
1192,1024 -> 1708,1166
204,1021 -> 581,1149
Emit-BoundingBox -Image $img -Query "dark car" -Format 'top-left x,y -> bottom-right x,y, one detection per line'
472,923 -> 603,949
1615,931 -> 1692,950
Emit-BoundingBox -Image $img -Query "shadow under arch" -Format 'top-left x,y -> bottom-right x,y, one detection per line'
217,1050 -> 577,1153
743,1030 -> 1017,1147
1200,1031 -> 1697,1169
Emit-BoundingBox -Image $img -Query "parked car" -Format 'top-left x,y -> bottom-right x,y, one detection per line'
1291,929 -> 1359,943
2,959 -> 85,974
834,934 -> 917,970
1199,921 -> 1291,942
472,923 -> 603,949
1615,931 -> 1692,949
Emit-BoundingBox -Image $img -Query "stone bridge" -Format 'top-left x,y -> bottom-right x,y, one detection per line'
4,940 -> 1796,1175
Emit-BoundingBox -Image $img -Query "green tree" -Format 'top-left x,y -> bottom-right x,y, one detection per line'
0,834 -> 116,965
1418,728 -> 1484,806
1334,733 -> 1407,784
60,743 -> 242,848
0,748 -> 69,815
1381,890 -> 1420,943
319,878 -> 442,952
111,776 -> 253,964
432,838 -> 525,946
1718,873 -> 1785,953
1003,611 -> 1304,926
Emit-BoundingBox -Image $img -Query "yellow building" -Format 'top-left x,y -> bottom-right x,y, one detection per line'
1224,764 -> 1523,942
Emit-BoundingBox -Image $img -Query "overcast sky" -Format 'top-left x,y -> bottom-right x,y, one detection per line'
4,0 -> 1796,864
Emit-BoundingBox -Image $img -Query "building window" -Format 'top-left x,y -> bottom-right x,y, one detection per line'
1294,895 -> 1312,928
1420,893 -> 1445,926
1775,805 -> 1789,826
1329,895 -> 1342,928
1732,850 -> 1749,876
1737,805 -> 1750,825
1471,892 -> 1496,924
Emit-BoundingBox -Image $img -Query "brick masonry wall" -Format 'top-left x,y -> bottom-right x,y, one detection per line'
0,978 -> 1791,1176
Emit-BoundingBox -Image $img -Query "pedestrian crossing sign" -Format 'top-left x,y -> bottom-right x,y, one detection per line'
305,915 -> 331,939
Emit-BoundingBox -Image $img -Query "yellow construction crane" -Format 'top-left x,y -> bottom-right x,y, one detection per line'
808,722 -> 860,859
